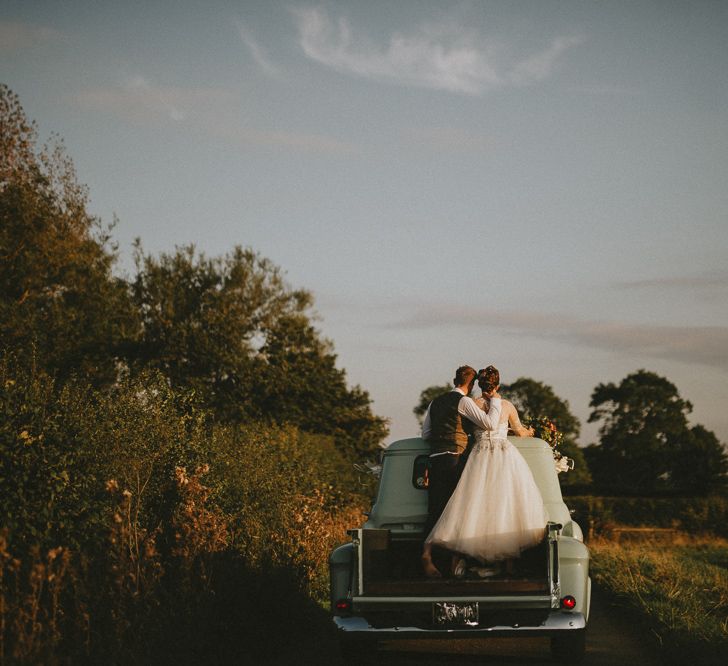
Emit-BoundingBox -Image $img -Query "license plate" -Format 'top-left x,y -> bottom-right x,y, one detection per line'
432,602 -> 479,627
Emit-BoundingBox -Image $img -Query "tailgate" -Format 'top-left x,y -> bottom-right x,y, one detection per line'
349,525 -> 561,610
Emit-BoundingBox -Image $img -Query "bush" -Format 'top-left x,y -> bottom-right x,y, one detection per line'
0,356 -> 366,663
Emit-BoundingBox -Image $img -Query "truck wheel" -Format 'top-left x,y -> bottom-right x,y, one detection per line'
550,630 -> 586,663
339,638 -> 378,665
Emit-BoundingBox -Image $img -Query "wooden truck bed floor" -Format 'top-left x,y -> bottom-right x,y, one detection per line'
364,578 -> 548,596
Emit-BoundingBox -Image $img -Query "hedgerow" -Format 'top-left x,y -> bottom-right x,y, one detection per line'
0,358 -> 367,663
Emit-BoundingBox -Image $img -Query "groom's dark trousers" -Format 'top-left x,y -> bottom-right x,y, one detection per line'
423,451 -> 466,539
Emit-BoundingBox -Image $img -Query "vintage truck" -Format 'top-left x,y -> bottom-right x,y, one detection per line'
329,436 -> 590,663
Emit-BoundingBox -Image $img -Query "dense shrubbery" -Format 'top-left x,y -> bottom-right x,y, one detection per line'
0,359 -> 368,662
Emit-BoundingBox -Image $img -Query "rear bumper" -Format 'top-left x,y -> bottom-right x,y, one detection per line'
334,610 -> 585,639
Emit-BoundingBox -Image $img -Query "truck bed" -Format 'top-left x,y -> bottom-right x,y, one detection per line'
359,529 -> 549,597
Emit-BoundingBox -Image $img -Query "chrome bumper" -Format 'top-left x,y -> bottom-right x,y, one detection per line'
334,611 -> 585,639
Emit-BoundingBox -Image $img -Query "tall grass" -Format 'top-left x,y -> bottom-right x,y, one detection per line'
590,535 -> 728,665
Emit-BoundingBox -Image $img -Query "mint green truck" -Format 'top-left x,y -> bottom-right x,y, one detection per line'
330,436 -> 591,663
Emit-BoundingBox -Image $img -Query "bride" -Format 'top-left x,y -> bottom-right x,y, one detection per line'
425,366 -> 547,570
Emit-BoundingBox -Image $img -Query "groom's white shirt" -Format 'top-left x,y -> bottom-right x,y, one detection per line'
421,388 -> 502,440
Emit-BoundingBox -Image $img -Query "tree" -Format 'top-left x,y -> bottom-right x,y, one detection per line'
130,244 -> 387,458
255,307 -> 388,458
585,370 -> 727,494
667,425 -> 728,494
502,379 -> 580,440
0,84 -> 136,385
413,383 -> 452,426
1,85 -> 387,459
501,377 -> 591,487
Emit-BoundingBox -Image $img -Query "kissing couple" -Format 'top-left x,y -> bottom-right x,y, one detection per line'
420,365 -> 548,579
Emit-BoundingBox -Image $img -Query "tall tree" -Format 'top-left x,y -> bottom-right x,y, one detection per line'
130,244 -> 387,457
585,370 -> 727,494
670,425 -> 728,493
501,377 -> 591,487
0,85 -> 135,385
1,85 -> 387,458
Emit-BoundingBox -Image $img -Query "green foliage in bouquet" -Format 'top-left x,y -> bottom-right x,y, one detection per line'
524,416 -> 573,474
529,416 -> 564,449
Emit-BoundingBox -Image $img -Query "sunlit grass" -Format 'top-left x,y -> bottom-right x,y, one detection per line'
590,534 -> 728,664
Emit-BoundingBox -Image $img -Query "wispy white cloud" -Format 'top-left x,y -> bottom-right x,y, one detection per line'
616,271 -> 728,290
508,35 -> 586,86
208,122 -> 354,154
572,83 -> 640,96
391,305 -> 728,371
73,76 -> 353,153
237,22 -> 281,78
0,20 -> 64,51
291,6 -> 583,95
74,76 -> 230,124
404,126 -> 492,152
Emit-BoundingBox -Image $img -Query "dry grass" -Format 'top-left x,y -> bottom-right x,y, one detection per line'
590,533 -> 728,664
0,535 -> 76,664
272,489 -> 366,604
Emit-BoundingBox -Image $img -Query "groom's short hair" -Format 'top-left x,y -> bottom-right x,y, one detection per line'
454,365 -> 477,387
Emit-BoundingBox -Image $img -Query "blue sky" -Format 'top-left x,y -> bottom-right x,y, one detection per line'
3,1 -> 728,447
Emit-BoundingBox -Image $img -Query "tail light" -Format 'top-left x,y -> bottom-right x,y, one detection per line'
335,598 -> 352,613
560,595 -> 576,610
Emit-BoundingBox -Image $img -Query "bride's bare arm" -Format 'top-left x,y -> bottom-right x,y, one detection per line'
507,401 -> 534,437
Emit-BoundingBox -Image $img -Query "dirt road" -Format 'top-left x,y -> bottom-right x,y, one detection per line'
254,583 -> 663,664
366,585 -> 661,665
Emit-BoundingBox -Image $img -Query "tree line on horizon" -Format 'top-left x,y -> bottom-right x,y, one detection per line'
415,372 -> 728,495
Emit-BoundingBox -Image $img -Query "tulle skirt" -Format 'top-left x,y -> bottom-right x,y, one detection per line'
426,437 -> 547,562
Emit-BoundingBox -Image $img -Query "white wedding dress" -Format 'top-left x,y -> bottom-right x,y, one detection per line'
425,421 -> 547,563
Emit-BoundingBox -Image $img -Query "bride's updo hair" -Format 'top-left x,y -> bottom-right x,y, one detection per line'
478,365 -> 500,394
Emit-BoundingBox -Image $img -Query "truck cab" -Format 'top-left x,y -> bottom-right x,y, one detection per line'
330,436 -> 590,663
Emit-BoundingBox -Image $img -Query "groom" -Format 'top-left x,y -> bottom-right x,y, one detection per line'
420,365 -> 501,578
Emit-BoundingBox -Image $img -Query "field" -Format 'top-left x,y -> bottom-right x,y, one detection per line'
589,534 -> 728,665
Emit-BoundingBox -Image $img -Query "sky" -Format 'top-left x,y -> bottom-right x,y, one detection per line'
2,0 -> 728,449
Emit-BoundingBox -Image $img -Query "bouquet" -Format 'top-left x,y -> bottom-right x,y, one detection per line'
525,416 -> 573,474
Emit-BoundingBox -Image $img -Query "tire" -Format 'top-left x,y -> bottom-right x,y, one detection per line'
550,629 -> 586,663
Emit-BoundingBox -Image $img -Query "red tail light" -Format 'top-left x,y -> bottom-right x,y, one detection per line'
335,598 -> 352,612
560,595 -> 576,610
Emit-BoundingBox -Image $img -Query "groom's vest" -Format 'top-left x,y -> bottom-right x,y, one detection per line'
427,391 -> 473,454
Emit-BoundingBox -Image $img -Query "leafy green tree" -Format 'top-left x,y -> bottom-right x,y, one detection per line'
502,378 -> 580,440
0,84 -> 136,385
585,370 -> 727,494
668,425 -> 728,494
1,84 -> 386,459
130,244 -> 387,457
413,383 -> 453,426
256,310 -> 388,458
502,377 -> 591,487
